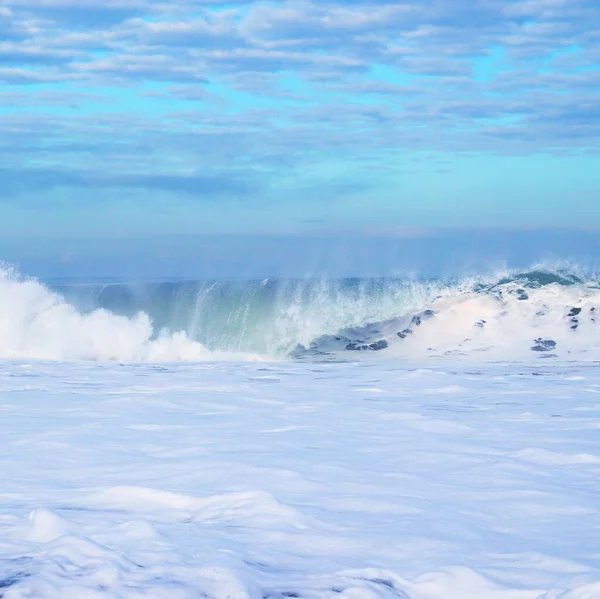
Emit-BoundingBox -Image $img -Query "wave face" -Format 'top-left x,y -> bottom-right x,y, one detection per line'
1,265 -> 600,362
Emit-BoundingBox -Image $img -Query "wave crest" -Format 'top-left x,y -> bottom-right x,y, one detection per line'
0,265 -> 599,362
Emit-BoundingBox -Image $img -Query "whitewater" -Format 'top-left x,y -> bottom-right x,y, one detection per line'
1,265 -> 599,598
2,265 -> 600,362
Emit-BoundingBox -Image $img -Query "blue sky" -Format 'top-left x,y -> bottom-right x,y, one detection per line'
1,0 -> 600,276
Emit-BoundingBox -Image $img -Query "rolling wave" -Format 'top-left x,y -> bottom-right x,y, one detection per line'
1,265 -> 599,362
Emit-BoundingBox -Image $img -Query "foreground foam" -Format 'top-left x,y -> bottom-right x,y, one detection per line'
1,359 -> 599,597
85,486 -> 311,529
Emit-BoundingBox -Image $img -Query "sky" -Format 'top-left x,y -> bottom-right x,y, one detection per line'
1,0 -> 600,277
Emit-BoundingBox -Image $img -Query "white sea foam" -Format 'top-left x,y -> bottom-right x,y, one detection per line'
382,281 -> 600,360
0,359 -> 599,598
0,268 -> 260,362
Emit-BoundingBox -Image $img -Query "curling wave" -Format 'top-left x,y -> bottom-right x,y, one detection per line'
297,269 -> 600,360
1,265 -> 599,362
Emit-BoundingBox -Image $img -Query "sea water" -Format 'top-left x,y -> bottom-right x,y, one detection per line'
0,266 -> 599,598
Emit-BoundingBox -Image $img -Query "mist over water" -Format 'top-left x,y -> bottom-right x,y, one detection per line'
6,229 -> 600,281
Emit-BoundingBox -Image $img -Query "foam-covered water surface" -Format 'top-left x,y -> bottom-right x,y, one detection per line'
1,358 -> 599,598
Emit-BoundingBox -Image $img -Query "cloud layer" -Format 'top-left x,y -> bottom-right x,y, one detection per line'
1,0 -> 599,230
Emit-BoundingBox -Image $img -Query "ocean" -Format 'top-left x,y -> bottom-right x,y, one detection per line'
0,265 -> 599,598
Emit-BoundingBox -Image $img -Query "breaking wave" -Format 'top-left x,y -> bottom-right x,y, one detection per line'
1,264 -> 599,362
